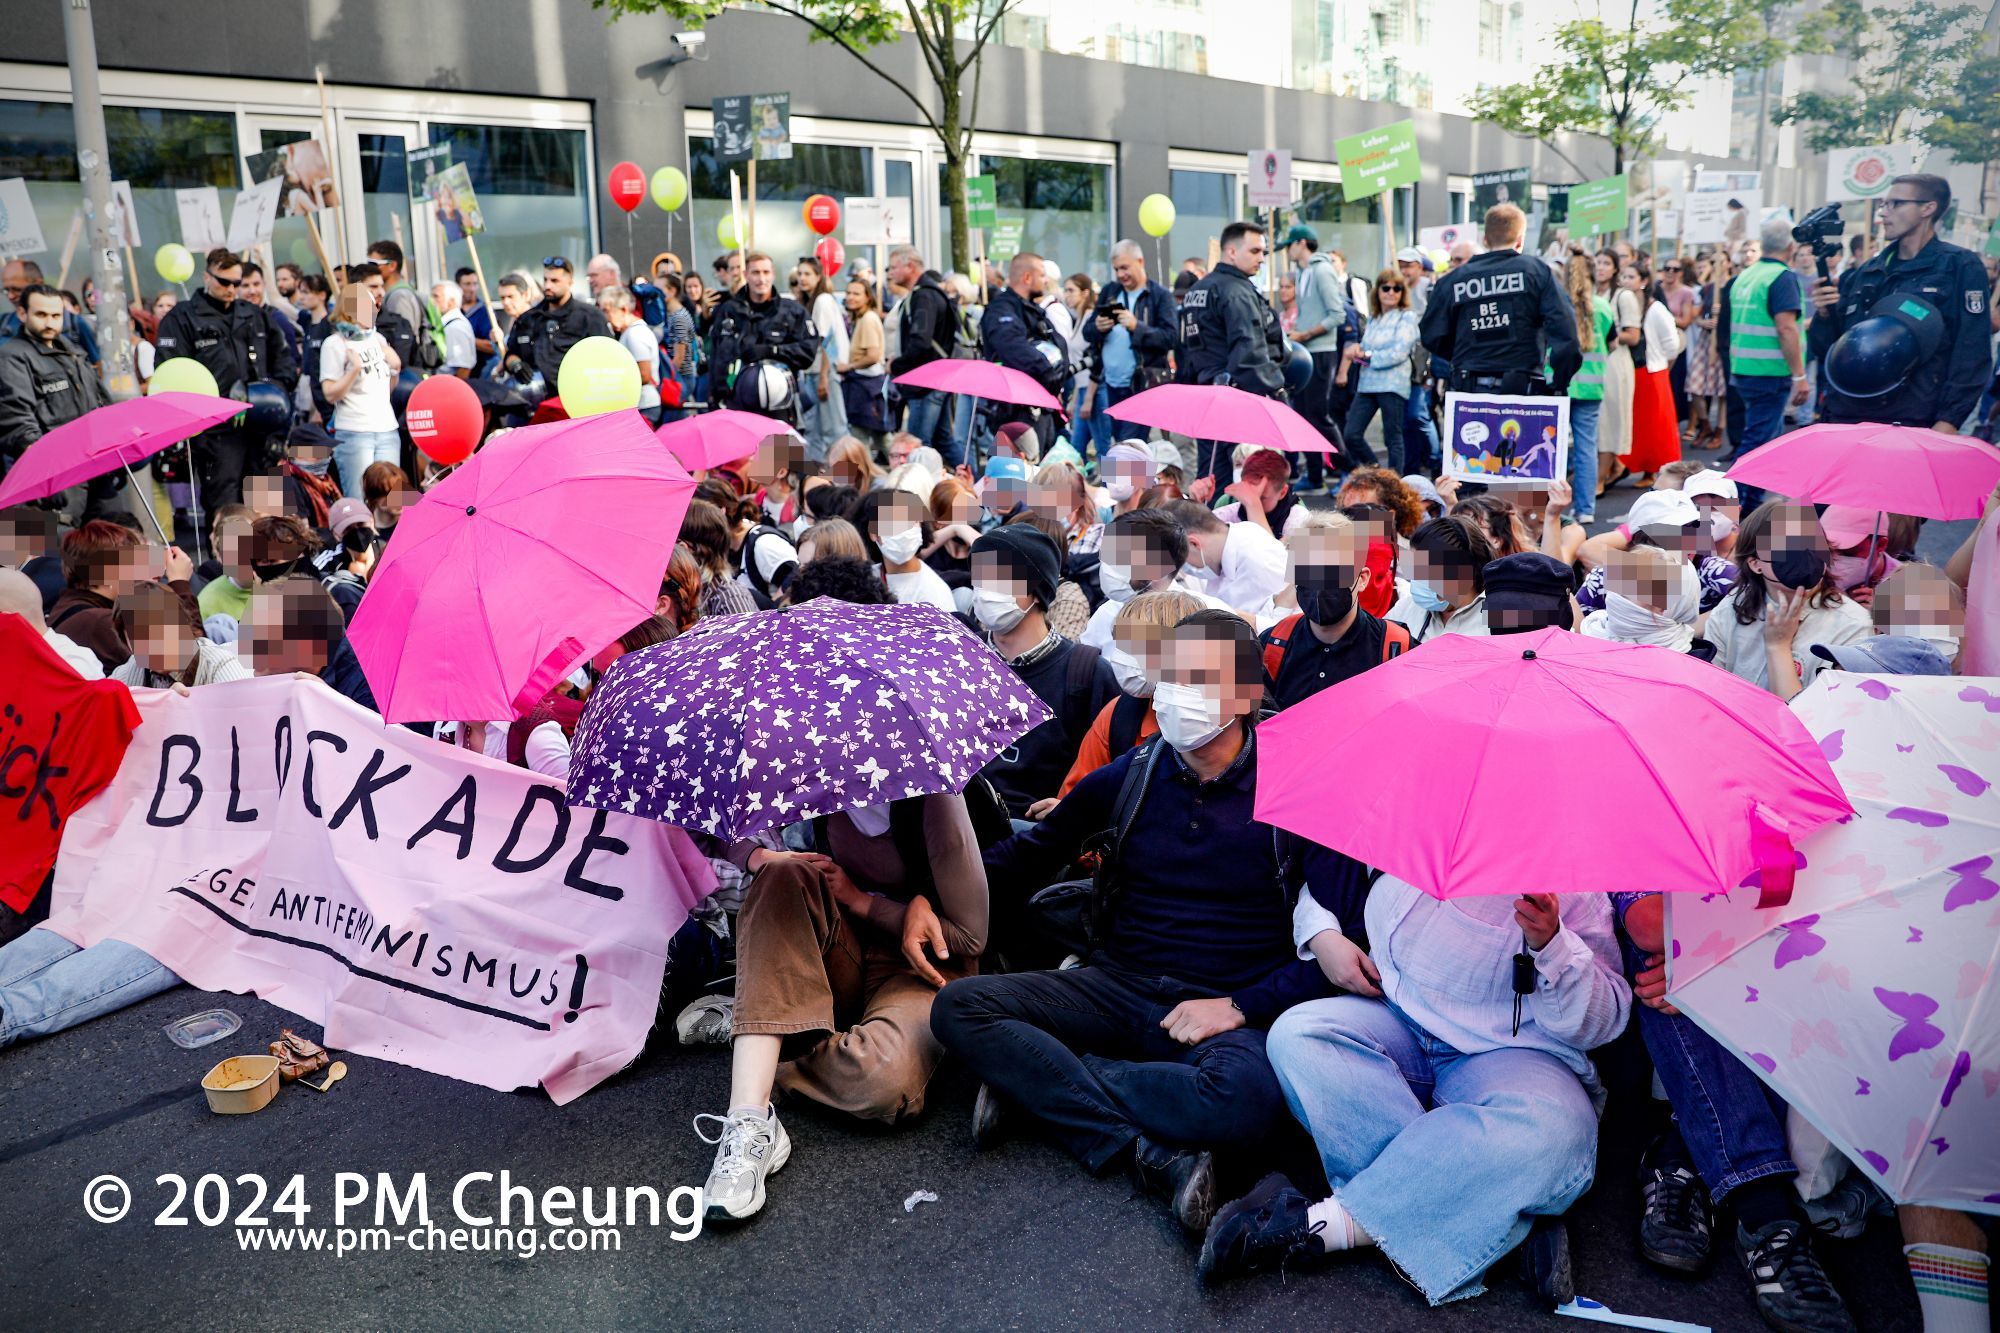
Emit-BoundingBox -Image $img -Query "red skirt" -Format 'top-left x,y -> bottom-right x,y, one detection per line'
1622,364 -> 1681,474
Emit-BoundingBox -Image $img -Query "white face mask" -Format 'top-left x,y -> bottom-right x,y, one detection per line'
1152,681 -> 1227,752
1105,476 -> 1136,503
973,588 -> 1028,635
877,526 -> 922,564
1104,643 -> 1153,698
1098,561 -> 1136,604
1706,510 -> 1736,543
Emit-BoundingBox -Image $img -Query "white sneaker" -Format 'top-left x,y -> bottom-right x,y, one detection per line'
695,1105 -> 791,1221
675,992 -> 735,1046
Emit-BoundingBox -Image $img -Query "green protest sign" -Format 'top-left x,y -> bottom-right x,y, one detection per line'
1567,175 -> 1629,238
1334,119 -> 1421,201
991,216 -> 1025,261
966,175 -> 997,230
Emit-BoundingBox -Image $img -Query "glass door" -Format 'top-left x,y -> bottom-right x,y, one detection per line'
238,115 -> 325,278
338,118 -> 433,287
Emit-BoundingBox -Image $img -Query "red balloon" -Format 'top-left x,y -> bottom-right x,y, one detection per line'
814,236 -> 846,274
405,374 -> 483,466
608,161 -> 646,214
803,194 -> 841,236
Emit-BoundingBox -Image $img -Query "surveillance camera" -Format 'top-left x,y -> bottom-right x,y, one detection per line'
673,30 -> 707,55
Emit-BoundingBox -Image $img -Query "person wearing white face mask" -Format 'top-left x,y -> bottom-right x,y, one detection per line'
1581,545 -> 1706,655
1098,441 -> 1158,521
1082,508 -> 1235,650
969,526 -> 1119,816
856,488 -> 955,612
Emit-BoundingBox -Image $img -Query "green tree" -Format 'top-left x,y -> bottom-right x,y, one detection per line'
591,0 -> 1014,273
1466,0 -> 1786,177
1918,51 -> 2000,220
1773,0 -> 1980,150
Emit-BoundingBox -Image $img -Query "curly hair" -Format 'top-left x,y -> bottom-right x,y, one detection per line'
786,554 -> 894,606
659,544 -> 703,632
1338,467 -> 1426,537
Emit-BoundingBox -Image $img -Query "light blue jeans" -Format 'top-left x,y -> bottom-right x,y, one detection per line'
334,428 -> 402,500
1567,398 -> 1602,521
0,928 -> 181,1047
798,372 -> 847,464
1267,995 -> 1599,1305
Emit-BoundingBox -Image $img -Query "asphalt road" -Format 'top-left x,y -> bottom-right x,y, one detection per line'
2,460 -> 1976,1332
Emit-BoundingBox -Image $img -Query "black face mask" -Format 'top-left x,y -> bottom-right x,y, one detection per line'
1295,569 -> 1357,626
342,526 -> 377,556
251,560 -> 297,584
1767,546 -> 1827,590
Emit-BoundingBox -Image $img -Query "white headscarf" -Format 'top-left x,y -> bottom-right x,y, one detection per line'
1582,560 -> 1700,652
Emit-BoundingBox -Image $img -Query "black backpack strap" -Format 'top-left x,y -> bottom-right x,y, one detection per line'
1062,641 -> 1102,730
1107,693 -> 1148,758
1108,737 -> 1163,871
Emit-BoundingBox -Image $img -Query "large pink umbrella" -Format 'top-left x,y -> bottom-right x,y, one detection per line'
1255,629 -> 1853,899
894,359 -> 1063,412
0,392 -> 242,539
349,410 -> 695,725
1728,423 -> 2000,519
1106,382 -> 1335,454
656,409 -> 799,473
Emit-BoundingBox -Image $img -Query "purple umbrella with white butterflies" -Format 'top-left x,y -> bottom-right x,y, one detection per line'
1668,672 -> 2000,1214
563,598 -> 1052,840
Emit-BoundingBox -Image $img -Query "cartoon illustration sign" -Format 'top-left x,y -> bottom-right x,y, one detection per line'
1442,392 -> 1569,488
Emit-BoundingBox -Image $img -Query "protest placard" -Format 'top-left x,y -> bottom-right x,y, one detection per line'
1825,143 -> 1916,201
175,186 -> 226,251
844,196 -> 911,247
1684,190 -> 1761,246
751,92 -> 792,161
226,175 -> 284,252
1418,223 -> 1476,252
433,162 -> 484,241
44,674 -> 716,1104
0,178 -> 48,259
965,174 -> 997,230
712,95 -> 754,163
1334,120 -> 1420,201
1567,175 -> 1629,239
1471,167 -> 1529,217
1247,150 -> 1293,209
1442,392 -> 1568,488
408,143 -> 453,204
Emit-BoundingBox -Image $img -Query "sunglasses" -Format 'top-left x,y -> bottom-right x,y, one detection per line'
207,273 -> 241,287
543,256 -> 574,271
1378,282 -> 1403,291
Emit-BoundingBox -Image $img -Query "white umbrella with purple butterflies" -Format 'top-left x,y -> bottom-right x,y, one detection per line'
1668,672 -> 2000,1213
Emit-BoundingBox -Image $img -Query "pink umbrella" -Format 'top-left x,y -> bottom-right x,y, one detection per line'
895,359 -> 1063,412
1106,382 -> 1335,454
656,409 -> 799,473
1255,629 -> 1853,899
349,410 -> 695,725
0,392 -> 243,539
1727,423 -> 2000,520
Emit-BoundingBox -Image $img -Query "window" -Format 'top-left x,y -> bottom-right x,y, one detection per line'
0,98 -> 239,301
937,154 -> 1112,284
1293,178 -> 1387,281
1168,169 -> 1235,277
428,122 -> 592,285
688,136 -> 873,279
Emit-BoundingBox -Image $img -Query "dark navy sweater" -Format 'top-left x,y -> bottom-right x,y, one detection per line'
984,730 -> 1340,1026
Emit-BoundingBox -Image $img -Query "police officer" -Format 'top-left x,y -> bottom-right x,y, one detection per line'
155,247 -> 299,515
1177,221 -> 1286,484
707,251 -> 818,425
0,283 -> 114,519
980,252 -> 1069,450
1420,204 -> 1580,396
1810,174 -> 1994,431
505,255 -> 612,387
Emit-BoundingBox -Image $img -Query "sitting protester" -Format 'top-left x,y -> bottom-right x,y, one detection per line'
0,565 -> 100,678
193,504 -> 256,613
109,581 -> 252,688
1706,501 -> 1871,701
797,517 -> 869,567
1483,552 -> 1580,636
969,526 -> 1117,816
48,520 -> 197,672
1866,562 -> 1964,671
1581,545 -> 1709,657
1162,499 -> 1288,621
933,611 -> 1340,1237
1200,882 -> 1630,1306
1214,448 -> 1309,540
1578,489 -> 1735,616
1003,510 -> 1093,639
239,573 -> 378,711
856,487 -> 956,612
1259,512 -> 1406,710
1336,467 -> 1428,539
317,497 -> 377,624
1080,507 -> 1230,650
676,499 -> 762,620
1041,587 -> 1205,809
1385,515 -> 1493,644
784,553 -> 894,607
1817,504 -> 1902,607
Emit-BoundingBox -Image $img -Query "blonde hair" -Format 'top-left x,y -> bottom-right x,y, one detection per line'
798,517 -> 866,563
1113,587 -> 1206,635
1033,460 -> 1093,535
1282,509 -> 1356,555
826,436 -> 879,488
1566,254 -> 1598,354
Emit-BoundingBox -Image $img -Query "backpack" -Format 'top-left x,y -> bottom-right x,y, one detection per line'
739,524 -> 798,610
1260,613 -> 1409,688
1106,693 -> 1150,758
632,279 -> 669,332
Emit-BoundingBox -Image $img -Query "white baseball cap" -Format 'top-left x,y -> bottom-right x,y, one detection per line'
1684,469 -> 1739,502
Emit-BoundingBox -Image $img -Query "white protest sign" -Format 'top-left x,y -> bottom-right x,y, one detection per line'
1418,223 -> 1477,252
1247,150 -> 1293,209
108,179 -> 142,248
0,178 -> 49,259
226,176 -> 284,252
843,196 -> 911,247
1684,190 -> 1761,246
45,675 -> 717,1105
176,186 -> 226,251
1825,143 -> 1917,201
1442,392 -> 1569,489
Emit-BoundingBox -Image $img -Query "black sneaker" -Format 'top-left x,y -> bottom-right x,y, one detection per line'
1518,1215 -> 1575,1309
1735,1219 -> 1857,1333
970,1082 -> 1009,1151
1639,1156 -> 1715,1273
1129,1135 -> 1217,1235
1198,1173 -> 1331,1285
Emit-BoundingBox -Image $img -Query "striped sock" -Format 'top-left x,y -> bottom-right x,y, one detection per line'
1904,1243 -> 1989,1333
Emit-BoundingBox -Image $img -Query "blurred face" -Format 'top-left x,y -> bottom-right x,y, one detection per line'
983,474 -> 1026,517
1101,529 -> 1177,590
373,484 -> 419,529
1750,503 -> 1830,589
1289,527 -> 1367,611
130,606 -> 199,677
1110,618 -> 1171,690
970,550 -> 1034,615
746,258 -> 775,301
1605,545 -> 1681,615
0,515 -> 53,567
458,273 -> 481,308
872,492 -> 925,549
748,435 -> 804,488
1691,493 -> 1740,553
543,266 -> 572,302
216,517 -> 255,578
243,477 -> 286,518
1871,566 -> 1964,658
1103,453 -> 1152,501
243,592 -> 330,677
947,491 -> 981,528
1631,517 -> 1699,563
1163,624 -> 1260,728
1112,252 -> 1143,291
1025,477 -> 1070,522
21,292 -> 64,344
96,543 -> 161,598
239,270 -> 265,304
1408,544 -> 1478,608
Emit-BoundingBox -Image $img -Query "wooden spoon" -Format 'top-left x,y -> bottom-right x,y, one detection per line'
306,1060 -> 348,1093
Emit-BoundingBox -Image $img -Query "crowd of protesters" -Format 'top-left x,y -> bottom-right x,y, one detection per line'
0,182 -> 1994,1333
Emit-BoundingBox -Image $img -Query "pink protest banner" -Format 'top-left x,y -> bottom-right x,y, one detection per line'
44,675 -> 714,1104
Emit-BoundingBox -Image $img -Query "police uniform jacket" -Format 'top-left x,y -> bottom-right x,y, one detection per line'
1176,262 -> 1285,396
1814,236 -> 1993,428
507,294 -> 612,385
156,291 -> 299,401
709,291 -> 819,397
0,332 -> 107,460
981,287 -> 1066,391
1419,248 -> 1580,391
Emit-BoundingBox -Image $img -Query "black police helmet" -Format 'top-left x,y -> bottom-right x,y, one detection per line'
241,379 -> 292,433
1282,340 -> 1314,393
1824,315 -> 1920,400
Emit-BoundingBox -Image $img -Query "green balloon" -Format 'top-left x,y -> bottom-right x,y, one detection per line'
150,357 -> 219,397
651,166 -> 689,212
154,243 -> 195,284
1138,193 -> 1176,238
717,214 -> 743,250
556,335 -> 641,418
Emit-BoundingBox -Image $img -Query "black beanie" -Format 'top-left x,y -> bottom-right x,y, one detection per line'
972,524 -> 1062,610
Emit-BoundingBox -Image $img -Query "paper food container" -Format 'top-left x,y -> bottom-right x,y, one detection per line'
201,1055 -> 281,1114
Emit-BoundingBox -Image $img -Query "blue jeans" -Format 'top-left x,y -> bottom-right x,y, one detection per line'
798,371 -> 846,463
1568,398 -> 1601,520
0,928 -> 181,1047
1269,996 -> 1599,1305
1731,374 -> 1793,510
1403,382 -> 1440,474
334,427 -> 402,499
1342,391 -> 1408,474
1103,383 -> 1146,443
903,388 -> 949,455
931,964 -> 1288,1172
1071,382 -> 1113,456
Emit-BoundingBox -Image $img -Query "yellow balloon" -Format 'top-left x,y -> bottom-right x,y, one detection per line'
717,214 -> 743,250
1137,193 -> 1176,238
154,243 -> 195,284
149,357 -> 219,397
556,335 -> 641,417
651,166 -> 689,212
